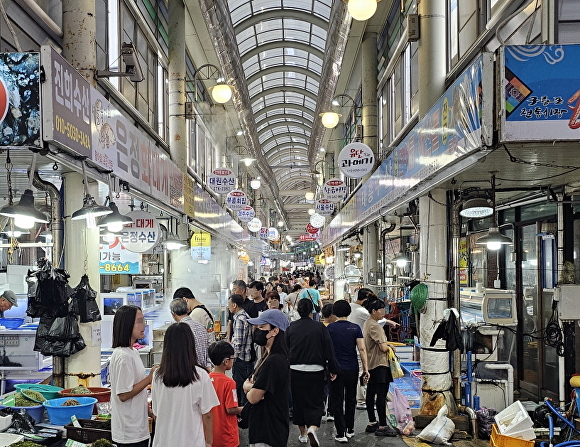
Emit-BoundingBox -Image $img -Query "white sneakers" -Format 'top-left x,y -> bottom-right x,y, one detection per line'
299,435 -> 308,443
307,427 -> 320,447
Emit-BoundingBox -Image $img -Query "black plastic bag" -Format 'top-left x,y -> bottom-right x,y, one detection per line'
430,309 -> 464,352
34,303 -> 85,357
72,274 -> 102,323
6,408 -> 37,433
47,313 -> 80,341
26,258 -> 71,318
476,407 -> 498,439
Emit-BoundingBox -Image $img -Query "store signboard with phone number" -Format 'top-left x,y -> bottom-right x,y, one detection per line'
99,238 -> 141,274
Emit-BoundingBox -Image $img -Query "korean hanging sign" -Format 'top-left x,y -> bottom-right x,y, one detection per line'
120,210 -> 160,253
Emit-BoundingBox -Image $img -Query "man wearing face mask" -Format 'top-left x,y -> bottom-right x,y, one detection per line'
243,309 -> 290,447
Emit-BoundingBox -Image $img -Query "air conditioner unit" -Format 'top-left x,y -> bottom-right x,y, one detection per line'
407,14 -> 420,42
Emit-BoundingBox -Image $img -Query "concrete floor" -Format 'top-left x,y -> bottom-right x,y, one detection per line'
238,408 -> 492,446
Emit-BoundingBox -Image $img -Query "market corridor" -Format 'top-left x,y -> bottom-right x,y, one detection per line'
237,411 -> 490,446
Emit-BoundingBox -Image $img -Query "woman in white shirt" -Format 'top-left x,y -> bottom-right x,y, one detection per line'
151,322 -> 219,447
110,305 -> 155,447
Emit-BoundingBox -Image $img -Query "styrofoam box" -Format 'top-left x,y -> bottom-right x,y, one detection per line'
494,400 -> 534,436
503,426 -> 536,441
0,433 -> 23,446
0,414 -> 11,431
6,265 -> 33,276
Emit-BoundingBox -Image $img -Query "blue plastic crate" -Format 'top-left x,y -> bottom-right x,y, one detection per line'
401,361 -> 420,374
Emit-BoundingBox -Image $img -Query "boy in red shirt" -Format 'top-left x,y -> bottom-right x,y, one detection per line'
208,341 -> 243,447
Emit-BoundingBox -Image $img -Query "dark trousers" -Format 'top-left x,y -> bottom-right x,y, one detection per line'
115,440 -> 150,447
290,369 -> 326,427
366,366 -> 391,427
233,358 -> 254,406
330,369 -> 358,436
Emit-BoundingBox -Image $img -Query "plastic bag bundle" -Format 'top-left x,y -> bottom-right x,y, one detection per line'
417,404 -> 455,445
26,258 -> 72,318
72,274 -> 102,323
27,258 -> 86,357
476,407 -> 498,439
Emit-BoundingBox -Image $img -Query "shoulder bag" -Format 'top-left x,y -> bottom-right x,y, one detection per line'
387,346 -> 404,379
237,354 -> 269,429
306,290 -> 321,313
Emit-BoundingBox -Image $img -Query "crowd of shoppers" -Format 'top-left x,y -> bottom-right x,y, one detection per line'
109,273 -> 404,447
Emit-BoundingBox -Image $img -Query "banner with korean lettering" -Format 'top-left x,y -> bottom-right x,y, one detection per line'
321,54 -> 493,247
183,175 -> 195,218
120,210 -> 160,253
99,238 -> 141,274
149,145 -> 184,212
41,46 -> 90,156
501,45 -> 580,141
90,88 -> 152,195
0,52 -> 41,147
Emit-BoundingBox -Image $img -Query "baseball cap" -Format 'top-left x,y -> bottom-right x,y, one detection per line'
1,290 -> 18,307
247,309 -> 289,331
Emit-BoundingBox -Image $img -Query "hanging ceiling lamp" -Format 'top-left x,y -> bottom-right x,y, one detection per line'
0,151 -> 49,229
211,82 -> 233,104
346,0 -> 380,21
162,219 -> 186,251
320,111 -> 341,129
98,202 -> 133,232
460,197 -> 493,218
71,161 -> 113,228
162,234 -> 186,250
392,252 -> 410,268
2,228 -> 30,238
476,174 -> 513,251
97,177 -> 133,232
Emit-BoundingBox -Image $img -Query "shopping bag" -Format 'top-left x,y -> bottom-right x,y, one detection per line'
388,347 -> 404,379
390,385 -> 415,435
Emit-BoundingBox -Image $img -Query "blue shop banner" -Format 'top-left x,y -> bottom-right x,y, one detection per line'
501,45 -> 580,141
321,53 -> 493,247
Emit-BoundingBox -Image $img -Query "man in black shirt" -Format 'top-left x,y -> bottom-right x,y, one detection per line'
248,281 -> 267,313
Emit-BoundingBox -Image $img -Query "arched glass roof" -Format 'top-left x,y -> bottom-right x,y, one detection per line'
227,0 -> 331,196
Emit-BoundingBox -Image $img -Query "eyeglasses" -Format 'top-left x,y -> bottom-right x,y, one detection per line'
226,357 -> 235,362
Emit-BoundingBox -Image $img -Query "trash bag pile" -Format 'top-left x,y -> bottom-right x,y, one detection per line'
26,258 -> 101,357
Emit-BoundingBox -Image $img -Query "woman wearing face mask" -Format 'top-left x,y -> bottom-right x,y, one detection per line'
243,309 -> 290,447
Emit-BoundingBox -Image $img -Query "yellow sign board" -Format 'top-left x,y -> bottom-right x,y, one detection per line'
183,175 -> 195,219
